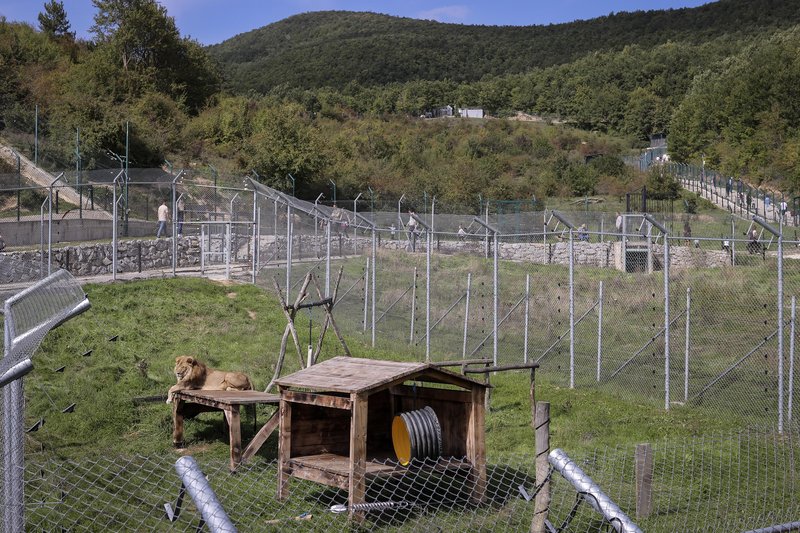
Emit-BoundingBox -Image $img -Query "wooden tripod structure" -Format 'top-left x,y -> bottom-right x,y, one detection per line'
266,267 -> 351,392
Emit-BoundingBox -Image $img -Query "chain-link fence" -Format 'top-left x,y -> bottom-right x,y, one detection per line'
244,183 -> 799,433
5,426 -> 794,531
3,167 -> 800,529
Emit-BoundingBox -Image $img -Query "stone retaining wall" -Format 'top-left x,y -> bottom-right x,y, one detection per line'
0,234 -> 737,285
0,237 -> 201,284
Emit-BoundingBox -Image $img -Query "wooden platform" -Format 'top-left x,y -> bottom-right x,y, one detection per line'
287,453 -> 474,491
172,389 -> 280,471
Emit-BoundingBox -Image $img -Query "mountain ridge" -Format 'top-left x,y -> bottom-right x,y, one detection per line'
207,1 -> 800,93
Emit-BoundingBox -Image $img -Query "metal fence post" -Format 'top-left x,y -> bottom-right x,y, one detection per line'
664,233 -> 671,409
472,216 -> 499,366
789,295 -> 795,425
200,224 -> 205,274
427,227 -> 432,362
225,223 -> 231,281
363,257 -> 369,333
778,228 -> 784,433
371,226 -> 376,347
286,203 -> 292,299
111,171 -> 124,281
3,368 -> 24,533
685,287 -> 691,402
569,228 -> 574,388
597,280 -> 604,382
410,267 -> 417,345
643,214 -> 670,409
253,200 -> 260,284
754,215 -> 783,432
524,274 -> 530,364
463,272 -> 471,359
325,215 -> 331,297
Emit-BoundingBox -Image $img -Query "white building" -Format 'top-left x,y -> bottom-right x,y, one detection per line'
458,108 -> 484,119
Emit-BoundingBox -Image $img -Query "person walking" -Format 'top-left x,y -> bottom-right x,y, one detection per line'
176,197 -> 185,236
156,200 -> 170,238
407,211 -> 418,252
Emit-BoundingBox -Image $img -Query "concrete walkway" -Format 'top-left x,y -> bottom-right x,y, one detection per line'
0,141 -> 106,216
678,176 -> 793,228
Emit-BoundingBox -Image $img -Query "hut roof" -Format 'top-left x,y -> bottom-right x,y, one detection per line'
276,356 -> 487,394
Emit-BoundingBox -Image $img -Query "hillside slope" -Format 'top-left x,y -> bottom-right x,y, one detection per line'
207,0 -> 800,93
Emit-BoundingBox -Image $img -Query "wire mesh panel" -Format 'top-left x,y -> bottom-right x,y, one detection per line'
1,268 -> 89,532
15,426 -> 798,532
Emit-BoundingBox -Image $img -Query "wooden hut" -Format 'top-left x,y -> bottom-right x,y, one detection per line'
275,357 -> 489,516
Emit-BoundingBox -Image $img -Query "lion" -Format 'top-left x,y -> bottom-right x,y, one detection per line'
166,356 -> 254,403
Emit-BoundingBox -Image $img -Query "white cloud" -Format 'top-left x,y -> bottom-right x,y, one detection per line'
416,5 -> 470,23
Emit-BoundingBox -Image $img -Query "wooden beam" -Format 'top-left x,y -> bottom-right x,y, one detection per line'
172,397 -> 185,448
225,406 -> 242,471
389,384 -> 472,404
277,399 -> 292,501
467,387 -> 487,504
288,462 -> 349,491
172,392 -> 231,411
348,393 -> 368,521
463,362 -> 540,374
284,391 -> 352,410
241,410 -> 279,465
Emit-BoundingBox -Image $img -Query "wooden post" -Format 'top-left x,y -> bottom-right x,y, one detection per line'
349,393 -> 368,521
467,387 -> 487,504
277,397 -> 292,500
172,399 -> 185,448
635,443 -> 653,519
531,401 -> 550,533
225,406 -> 242,471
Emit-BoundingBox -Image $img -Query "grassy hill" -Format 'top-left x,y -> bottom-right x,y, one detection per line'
207,1 -> 800,93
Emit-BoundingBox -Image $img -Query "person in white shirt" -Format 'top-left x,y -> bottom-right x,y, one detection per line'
156,201 -> 169,238
407,211 -> 418,251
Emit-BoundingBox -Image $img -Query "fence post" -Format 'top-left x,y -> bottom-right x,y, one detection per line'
200,225 -> 205,274
410,267 -> 417,345
790,296 -> 796,425
531,401 -> 551,533
426,227 -> 432,362
635,443 -> 654,519
371,226 -> 377,347
664,234 -> 670,409
597,280 -> 604,382
569,228 -> 574,388
363,257 -> 369,333
285,203 -> 292,299
463,272 -> 471,359
493,229 -> 498,366
225,222 -> 231,281
685,287 -> 691,403
325,215 -> 331,297
524,274 -> 530,364
778,226 -> 784,433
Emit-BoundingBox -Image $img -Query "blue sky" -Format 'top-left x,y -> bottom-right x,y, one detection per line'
1,0 -> 713,45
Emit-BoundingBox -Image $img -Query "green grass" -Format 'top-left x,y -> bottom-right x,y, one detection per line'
15,273 -> 800,531
24,271 -> 766,462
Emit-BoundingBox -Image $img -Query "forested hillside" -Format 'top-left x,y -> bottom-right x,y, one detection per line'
208,1 -> 800,93
3,0 -> 800,201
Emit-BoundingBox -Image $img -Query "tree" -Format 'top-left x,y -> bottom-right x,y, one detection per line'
88,0 -> 219,111
647,165 -> 680,199
90,0 -> 181,72
38,1 -> 73,39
